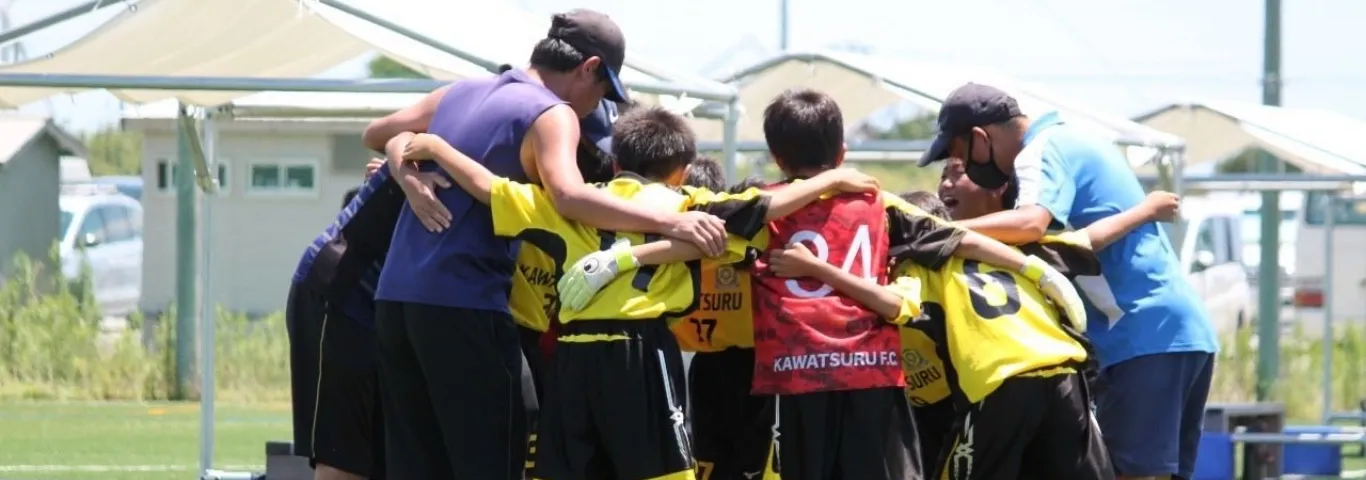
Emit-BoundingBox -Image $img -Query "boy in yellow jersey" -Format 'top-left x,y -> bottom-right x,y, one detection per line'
679,164 -> 780,480
397,106 -> 881,480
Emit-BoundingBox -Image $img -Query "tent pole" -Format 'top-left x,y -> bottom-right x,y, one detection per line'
199,110 -> 220,478
0,0 -> 125,46
721,96 -> 740,180
1321,193 -> 1335,423
0,73 -> 449,93
174,104 -> 198,400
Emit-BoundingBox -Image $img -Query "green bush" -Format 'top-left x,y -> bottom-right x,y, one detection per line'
0,252 -> 290,403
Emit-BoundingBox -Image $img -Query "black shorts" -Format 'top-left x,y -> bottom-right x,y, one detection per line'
912,400 -> 955,470
776,387 -> 922,480
936,372 -> 1112,480
375,301 -> 536,480
285,284 -> 385,478
533,319 -> 694,480
690,348 -> 777,480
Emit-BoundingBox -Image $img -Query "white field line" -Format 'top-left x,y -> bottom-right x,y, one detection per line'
0,464 -> 259,473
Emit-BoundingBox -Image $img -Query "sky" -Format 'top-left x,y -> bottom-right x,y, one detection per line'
6,0 -> 1366,134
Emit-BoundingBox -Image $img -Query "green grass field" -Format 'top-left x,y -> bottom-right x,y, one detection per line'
1,401 -> 1363,479
0,402 -> 289,480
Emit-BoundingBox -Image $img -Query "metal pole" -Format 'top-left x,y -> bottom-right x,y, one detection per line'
198,111 -> 219,477
721,97 -> 741,181
1255,0 -> 1283,402
779,0 -> 790,51
0,73 -> 451,93
1321,193 -> 1335,423
0,0 -> 125,46
174,103 -> 198,400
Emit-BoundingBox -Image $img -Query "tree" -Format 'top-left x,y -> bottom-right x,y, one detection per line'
1216,147 -> 1302,174
83,128 -> 142,176
368,55 -> 428,79
872,113 -> 937,141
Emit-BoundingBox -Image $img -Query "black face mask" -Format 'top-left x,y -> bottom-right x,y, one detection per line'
963,132 -> 1011,190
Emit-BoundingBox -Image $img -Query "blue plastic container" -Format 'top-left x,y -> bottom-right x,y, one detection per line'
1194,433 -> 1235,480
1281,426 -> 1343,476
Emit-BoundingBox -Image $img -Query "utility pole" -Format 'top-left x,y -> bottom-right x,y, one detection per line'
779,0 -> 789,51
1255,0 -> 1282,402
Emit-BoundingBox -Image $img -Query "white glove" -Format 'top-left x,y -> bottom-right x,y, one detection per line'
1019,255 -> 1088,334
557,239 -> 640,312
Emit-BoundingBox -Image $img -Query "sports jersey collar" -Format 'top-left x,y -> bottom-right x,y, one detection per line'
1024,111 -> 1064,145
613,171 -> 653,184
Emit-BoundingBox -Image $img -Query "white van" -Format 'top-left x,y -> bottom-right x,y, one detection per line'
1166,197 -> 1256,332
1292,192 -> 1366,330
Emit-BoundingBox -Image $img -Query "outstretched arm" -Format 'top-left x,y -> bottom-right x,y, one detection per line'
401,133 -> 496,204
1080,191 -> 1179,251
767,244 -> 920,325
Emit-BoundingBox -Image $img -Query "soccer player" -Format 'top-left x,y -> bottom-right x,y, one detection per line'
286,159 -> 448,480
766,196 -> 1112,479
920,83 -> 1216,480
559,89 -> 1089,480
398,105 -> 880,480
361,10 -> 732,479
676,165 -> 781,480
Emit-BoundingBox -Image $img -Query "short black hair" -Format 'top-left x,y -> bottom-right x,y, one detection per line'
342,187 -> 360,209
498,63 -> 514,73
899,191 -> 951,219
612,106 -> 697,181
529,37 -> 587,73
762,88 -> 844,174
728,176 -> 768,194
683,155 -> 725,191
576,139 -> 616,183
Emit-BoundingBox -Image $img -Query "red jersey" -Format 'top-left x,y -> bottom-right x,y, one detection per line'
751,191 -> 904,394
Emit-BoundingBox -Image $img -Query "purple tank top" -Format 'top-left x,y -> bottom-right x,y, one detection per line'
375,70 -> 564,312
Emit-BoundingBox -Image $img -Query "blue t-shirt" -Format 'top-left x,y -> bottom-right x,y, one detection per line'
1014,111 -> 1219,367
375,70 -> 564,312
292,164 -> 398,328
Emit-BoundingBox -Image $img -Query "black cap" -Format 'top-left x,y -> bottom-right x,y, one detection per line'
548,9 -> 629,104
918,83 -> 1023,167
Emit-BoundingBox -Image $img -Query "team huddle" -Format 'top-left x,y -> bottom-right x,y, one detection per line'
286,8 -> 1219,480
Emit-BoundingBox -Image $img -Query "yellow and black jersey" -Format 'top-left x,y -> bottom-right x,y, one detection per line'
509,246 -> 559,332
673,253 -> 758,352
891,233 -> 1100,406
490,172 -> 770,323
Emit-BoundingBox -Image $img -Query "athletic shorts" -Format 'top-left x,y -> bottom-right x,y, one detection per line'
1095,351 -> 1214,479
285,283 -> 385,478
912,400 -> 955,470
533,319 -> 695,480
936,372 -> 1111,480
775,387 -> 922,480
374,301 -> 536,480
690,348 -> 778,480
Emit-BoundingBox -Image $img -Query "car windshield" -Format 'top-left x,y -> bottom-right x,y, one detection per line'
60,210 -> 74,238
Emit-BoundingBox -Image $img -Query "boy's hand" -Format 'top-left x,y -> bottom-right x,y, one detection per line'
365,158 -> 384,179
1140,191 -> 1181,223
558,239 -> 641,311
1019,256 -> 1088,333
813,167 -> 880,194
401,133 -> 446,161
385,132 -> 452,232
768,243 -> 823,278
665,211 -> 728,258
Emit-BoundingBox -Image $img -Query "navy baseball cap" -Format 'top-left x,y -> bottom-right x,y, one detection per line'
581,99 -> 618,155
918,83 -> 1023,167
548,9 -> 630,104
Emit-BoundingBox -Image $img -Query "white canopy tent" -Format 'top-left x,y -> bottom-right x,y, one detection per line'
1135,101 -> 1366,175
0,0 -> 736,107
0,2 -> 740,478
692,49 -> 1186,168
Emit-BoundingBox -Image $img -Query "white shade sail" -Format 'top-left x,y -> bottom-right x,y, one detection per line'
1136,101 -> 1366,175
0,0 -> 734,108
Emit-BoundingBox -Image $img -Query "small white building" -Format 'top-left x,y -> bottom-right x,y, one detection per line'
124,92 -> 422,316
